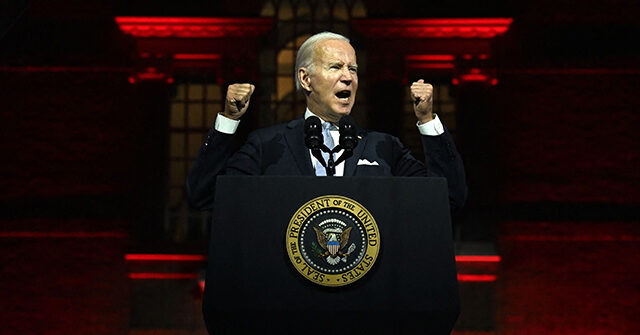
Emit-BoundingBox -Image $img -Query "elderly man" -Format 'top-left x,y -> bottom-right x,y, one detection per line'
186,32 -> 466,210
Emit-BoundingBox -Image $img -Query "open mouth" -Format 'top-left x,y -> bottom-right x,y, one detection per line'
335,90 -> 351,102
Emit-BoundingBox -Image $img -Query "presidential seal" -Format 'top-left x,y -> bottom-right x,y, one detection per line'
285,195 -> 380,287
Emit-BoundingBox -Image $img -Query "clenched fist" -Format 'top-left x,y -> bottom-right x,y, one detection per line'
223,83 -> 255,120
410,79 -> 434,124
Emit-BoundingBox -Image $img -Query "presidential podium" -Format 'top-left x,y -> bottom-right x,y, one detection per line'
203,176 -> 459,334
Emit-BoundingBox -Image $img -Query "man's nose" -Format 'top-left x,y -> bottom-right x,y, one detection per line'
340,68 -> 353,84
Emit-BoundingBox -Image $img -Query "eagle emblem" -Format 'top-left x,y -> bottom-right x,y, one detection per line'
286,195 -> 381,286
313,223 -> 357,265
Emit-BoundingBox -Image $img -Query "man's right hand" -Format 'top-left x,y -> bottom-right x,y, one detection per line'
223,83 -> 255,120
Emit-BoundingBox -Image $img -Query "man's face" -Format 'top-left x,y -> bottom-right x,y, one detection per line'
305,39 -> 358,122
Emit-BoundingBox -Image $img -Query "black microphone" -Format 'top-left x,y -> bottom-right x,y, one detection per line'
333,115 -> 359,167
304,116 -> 323,150
305,116 -> 333,175
338,115 -> 358,151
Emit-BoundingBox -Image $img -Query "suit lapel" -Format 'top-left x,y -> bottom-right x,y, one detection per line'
343,130 -> 368,177
284,118 -> 314,176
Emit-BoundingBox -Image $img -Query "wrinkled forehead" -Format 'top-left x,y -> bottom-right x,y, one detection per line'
314,39 -> 357,64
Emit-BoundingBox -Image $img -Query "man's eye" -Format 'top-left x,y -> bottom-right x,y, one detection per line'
349,68 -> 358,73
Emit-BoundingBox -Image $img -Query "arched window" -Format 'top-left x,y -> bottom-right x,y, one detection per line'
257,0 -> 368,126
166,76 -> 224,241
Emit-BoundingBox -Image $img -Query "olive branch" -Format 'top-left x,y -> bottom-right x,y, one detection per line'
311,241 -> 324,258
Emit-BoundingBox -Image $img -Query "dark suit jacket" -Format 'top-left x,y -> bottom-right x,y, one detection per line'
186,117 -> 467,210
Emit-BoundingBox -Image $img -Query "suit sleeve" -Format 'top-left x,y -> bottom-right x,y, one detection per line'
186,126 -> 266,210
185,127 -> 237,210
421,128 -> 468,210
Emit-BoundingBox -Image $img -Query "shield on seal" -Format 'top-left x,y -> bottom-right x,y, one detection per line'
327,235 -> 340,256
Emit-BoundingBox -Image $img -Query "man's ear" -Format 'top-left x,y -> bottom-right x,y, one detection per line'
298,67 -> 312,93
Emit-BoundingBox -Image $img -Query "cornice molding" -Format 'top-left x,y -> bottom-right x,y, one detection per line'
115,17 -> 273,39
353,18 -> 513,39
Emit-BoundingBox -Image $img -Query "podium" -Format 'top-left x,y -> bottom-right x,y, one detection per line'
203,176 -> 459,334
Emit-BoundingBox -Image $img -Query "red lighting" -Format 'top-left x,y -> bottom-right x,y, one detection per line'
173,53 -> 221,60
0,231 -> 127,238
115,17 -> 272,38
460,74 -> 489,82
125,254 -> 206,261
406,54 -> 455,62
411,63 -> 455,69
128,272 -> 199,279
491,78 -> 499,86
353,18 -> 513,39
136,72 -> 167,81
406,54 -> 456,70
456,255 -> 501,262
463,54 -> 472,60
0,66 -> 131,73
458,274 -> 497,282
126,70 -> 173,84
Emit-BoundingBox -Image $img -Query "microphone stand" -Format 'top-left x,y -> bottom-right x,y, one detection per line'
306,115 -> 358,177
313,144 -> 354,177
312,145 -> 336,176
333,144 -> 354,167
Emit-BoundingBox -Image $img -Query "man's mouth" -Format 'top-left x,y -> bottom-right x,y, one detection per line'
335,90 -> 351,103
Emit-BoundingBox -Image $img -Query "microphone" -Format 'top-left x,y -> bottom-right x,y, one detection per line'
334,115 -> 359,167
304,116 -> 333,175
338,115 -> 358,151
304,116 -> 323,150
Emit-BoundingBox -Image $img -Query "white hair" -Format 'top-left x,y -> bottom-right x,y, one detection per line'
295,32 -> 351,91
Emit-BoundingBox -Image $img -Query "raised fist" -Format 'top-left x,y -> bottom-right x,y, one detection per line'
410,79 -> 434,123
223,83 -> 255,120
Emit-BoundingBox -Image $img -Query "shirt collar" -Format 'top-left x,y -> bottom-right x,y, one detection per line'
304,107 -> 319,120
304,108 -> 337,130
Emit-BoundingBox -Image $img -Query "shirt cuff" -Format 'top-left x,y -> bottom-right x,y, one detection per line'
214,114 -> 240,134
417,114 -> 445,136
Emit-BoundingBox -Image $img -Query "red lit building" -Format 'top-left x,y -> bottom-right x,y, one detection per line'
1,1 -> 638,334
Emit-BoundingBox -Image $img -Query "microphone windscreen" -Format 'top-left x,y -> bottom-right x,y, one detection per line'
338,115 -> 355,131
304,115 -> 321,131
338,115 -> 358,150
304,116 -> 323,149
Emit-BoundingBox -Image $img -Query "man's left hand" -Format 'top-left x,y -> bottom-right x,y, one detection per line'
411,79 -> 434,124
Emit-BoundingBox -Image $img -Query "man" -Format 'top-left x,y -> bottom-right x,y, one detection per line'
186,32 -> 467,210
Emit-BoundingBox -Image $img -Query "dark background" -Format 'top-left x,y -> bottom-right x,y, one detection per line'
1,0 -> 638,334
